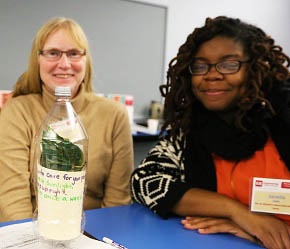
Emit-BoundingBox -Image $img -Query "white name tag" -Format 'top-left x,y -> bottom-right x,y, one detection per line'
250,177 -> 290,215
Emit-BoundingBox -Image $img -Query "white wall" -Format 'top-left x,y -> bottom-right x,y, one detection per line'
134,0 -> 290,79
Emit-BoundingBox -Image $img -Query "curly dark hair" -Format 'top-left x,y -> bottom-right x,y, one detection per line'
160,16 -> 290,137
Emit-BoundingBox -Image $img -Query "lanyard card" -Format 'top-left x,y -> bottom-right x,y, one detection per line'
250,177 -> 290,215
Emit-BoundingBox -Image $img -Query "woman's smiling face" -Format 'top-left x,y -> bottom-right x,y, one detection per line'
38,29 -> 86,98
191,36 -> 248,112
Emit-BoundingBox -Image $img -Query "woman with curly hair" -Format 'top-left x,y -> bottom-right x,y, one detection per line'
131,16 -> 290,248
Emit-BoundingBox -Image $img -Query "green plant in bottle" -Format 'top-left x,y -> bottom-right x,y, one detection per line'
34,86 -> 88,247
41,128 -> 84,171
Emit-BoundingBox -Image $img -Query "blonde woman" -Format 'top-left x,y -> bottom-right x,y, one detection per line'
0,17 -> 133,222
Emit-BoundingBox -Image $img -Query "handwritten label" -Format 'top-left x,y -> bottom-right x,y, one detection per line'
37,165 -> 86,240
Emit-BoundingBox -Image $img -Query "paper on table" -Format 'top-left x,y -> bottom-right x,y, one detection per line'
0,221 -> 115,249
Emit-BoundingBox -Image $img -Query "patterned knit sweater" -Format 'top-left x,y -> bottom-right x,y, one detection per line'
131,131 -> 191,217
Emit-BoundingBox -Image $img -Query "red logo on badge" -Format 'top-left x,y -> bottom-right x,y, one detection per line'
281,182 -> 290,189
255,180 -> 263,187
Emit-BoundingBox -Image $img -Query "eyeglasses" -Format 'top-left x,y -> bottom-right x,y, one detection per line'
188,60 -> 249,75
39,49 -> 86,61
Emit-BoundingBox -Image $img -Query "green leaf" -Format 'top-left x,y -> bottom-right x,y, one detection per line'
40,130 -> 85,171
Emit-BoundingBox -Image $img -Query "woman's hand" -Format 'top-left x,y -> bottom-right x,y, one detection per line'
182,214 -> 290,249
234,212 -> 290,249
173,188 -> 290,248
181,216 -> 259,244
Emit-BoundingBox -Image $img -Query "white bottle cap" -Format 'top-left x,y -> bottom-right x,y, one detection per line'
55,86 -> 71,97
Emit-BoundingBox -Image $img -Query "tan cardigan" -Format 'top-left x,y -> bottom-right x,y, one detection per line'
0,85 -> 133,222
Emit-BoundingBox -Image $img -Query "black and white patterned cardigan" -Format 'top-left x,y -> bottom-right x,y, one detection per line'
130,131 -> 192,218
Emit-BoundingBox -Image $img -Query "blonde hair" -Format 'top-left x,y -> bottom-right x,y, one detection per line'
13,17 -> 93,97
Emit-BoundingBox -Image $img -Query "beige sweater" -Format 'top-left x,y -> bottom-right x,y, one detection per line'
0,85 -> 133,222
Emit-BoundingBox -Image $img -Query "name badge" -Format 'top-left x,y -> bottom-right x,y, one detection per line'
250,177 -> 290,215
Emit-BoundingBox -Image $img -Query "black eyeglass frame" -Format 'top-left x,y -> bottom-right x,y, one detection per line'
188,60 -> 249,76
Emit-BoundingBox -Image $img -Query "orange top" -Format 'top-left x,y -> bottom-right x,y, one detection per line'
213,138 -> 290,225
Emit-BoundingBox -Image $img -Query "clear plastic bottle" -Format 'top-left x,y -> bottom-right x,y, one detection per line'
33,86 -> 88,248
